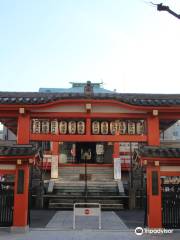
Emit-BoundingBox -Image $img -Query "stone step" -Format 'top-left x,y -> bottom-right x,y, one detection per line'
48,202 -> 124,210
59,167 -> 113,173
54,181 -> 117,186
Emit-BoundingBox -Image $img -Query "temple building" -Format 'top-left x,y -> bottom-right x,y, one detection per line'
0,81 -> 180,230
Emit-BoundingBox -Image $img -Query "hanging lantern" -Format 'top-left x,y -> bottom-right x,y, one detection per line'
77,121 -> 85,134
101,121 -> 109,135
68,121 -> 76,134
41,120 -> 50,134
128,121 -> 136,135
119,121 -> 127,134
92,121 -> 100,134
110,121 -> 119,135
51,119 -> 59,134
136,120 -> 145,135
32,119 -> 41,134
59,121 -> 67,134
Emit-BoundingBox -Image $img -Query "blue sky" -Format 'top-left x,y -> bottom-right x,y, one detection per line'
0,0 -> 180,93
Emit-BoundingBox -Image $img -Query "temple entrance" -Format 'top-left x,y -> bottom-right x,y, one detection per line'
59,142 -> 113,164
76,142 -> 96,163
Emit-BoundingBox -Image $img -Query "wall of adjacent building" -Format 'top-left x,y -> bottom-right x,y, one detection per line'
161,120 -> 180,141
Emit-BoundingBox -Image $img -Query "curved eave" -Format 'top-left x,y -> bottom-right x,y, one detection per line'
0,98 -> 180,112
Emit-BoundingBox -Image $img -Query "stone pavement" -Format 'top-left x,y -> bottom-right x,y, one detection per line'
0,228 -> 180,240
46,211 -> 128,230
0,211 -> 180,240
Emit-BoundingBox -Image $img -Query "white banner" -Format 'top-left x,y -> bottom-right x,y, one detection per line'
114,158 -> 121,180
51,155 -> 59,179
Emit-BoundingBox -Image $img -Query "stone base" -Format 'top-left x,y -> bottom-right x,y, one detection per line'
10,225 -> 29,233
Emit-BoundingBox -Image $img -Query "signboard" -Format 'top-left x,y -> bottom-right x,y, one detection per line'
51,155 -> 59,179
114,158 -> 121,180
74,207 -> 100,216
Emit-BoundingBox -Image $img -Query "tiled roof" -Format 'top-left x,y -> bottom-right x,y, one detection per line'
0,144 -> 41,156
137,146 -> 180,158
1,92 -> 180,106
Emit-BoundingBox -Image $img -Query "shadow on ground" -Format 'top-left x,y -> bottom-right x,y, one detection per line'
115,209 -> 145,229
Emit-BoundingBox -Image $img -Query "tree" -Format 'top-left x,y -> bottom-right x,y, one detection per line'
151,2 -> 180,19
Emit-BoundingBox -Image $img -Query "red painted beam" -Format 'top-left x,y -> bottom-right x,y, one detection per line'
30,133 -> 147,142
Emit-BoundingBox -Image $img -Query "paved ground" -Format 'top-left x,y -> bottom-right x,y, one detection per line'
29,209 -> 145,229
0,228 -> 179,240
0,210 -> 179,240
46,211 -> 128,230
115,209 -> 145,228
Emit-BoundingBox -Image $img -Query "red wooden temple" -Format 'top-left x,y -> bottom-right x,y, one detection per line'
0,81 -> 180,230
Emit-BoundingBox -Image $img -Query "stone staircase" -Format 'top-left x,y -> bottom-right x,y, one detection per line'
44,166 -> 126,210
58,166 -> 114,181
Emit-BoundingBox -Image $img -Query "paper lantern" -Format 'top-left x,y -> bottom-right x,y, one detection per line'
101,121 -> 109,135
41,120 -> 50,134
32,119 -> 41,134
77,121 -> 85,134
59,121 -> 67,134
119,121 -> 127,134
51,119 -> 59,134
128,121 -> 136,135
92,121 -> 100,134
68,121 -> 76,134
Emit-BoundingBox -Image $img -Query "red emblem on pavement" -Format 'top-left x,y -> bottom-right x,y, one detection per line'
84,209 -> 90,215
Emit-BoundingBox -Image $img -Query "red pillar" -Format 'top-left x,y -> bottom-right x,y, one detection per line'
113,142 -> 119,158
13,163 -> 29,228
86,118 -> 91,135
12,113 -> 30,229
146,165 -> 162,228
51,142 -> 59,155
147,116 -> 160,146
17,114 -> 30,144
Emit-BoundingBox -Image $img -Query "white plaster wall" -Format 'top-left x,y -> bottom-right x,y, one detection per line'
32,104 -> 146,114
160,166 -> 180,172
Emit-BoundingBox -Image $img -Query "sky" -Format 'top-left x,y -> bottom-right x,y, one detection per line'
0,0 -> 180,93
